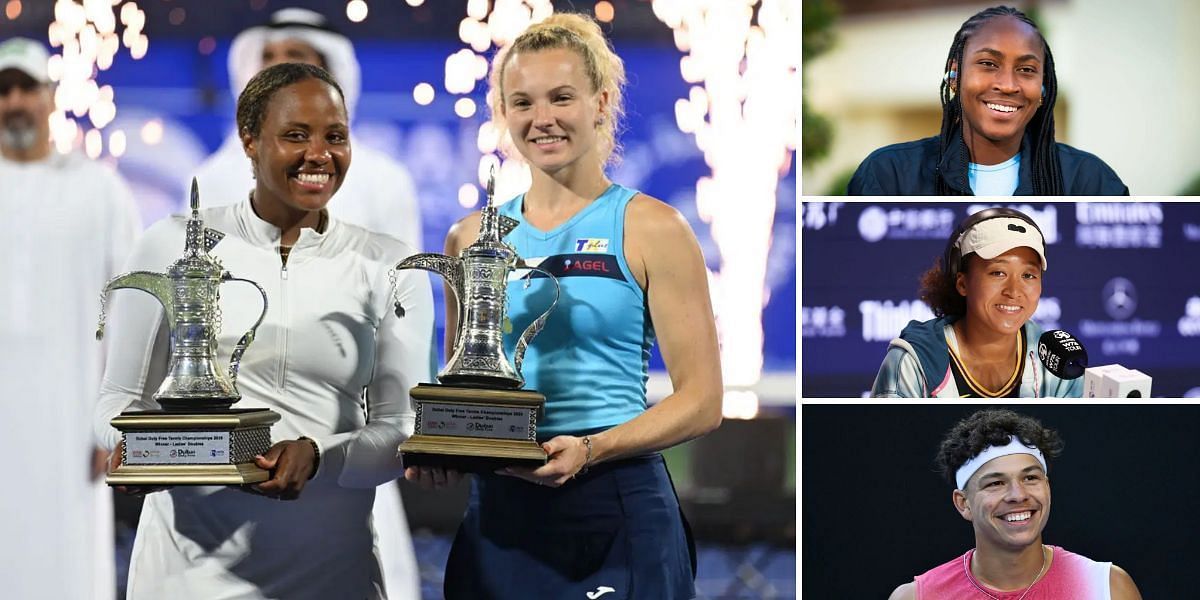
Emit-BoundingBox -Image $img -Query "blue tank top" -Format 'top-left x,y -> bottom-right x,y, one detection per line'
498,183 -> 654,438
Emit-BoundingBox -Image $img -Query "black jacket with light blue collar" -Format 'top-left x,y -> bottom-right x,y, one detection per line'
847,132 -> 1129,195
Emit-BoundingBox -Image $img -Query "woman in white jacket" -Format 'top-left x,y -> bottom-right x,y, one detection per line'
95,63 -> 434,599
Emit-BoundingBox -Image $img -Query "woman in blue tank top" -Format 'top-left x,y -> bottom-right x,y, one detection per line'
403,12 -> 723,600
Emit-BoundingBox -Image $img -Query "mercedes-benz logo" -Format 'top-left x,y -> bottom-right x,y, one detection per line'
1102,277 -> 1137,320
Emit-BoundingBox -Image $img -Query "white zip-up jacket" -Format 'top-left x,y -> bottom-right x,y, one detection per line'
95,200 -> 434,599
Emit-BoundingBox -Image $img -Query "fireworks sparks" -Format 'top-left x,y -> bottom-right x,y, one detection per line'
437,1 -> 554,201
651,0 -> 798,415
47,0 -> 149,157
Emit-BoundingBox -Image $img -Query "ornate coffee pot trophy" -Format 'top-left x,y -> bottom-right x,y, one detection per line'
97,179 -> 277,485
394,170 -> 559,471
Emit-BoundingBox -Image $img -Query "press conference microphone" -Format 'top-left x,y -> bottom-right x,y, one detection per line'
1037,330 -> 1088,380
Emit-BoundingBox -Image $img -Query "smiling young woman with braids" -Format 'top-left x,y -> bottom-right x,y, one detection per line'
848,5 -> 1128,195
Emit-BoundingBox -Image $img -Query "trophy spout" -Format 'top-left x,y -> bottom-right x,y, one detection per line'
395,252 -> 466,333
96,271 -> 175,340
396,253 -> 465,290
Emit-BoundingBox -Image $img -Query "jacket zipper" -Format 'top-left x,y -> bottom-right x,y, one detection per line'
276,259 -> 289,390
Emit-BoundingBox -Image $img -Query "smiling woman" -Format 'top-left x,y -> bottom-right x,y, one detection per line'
404,12 -> 723,600
94,61 -> 436,599
236,63 -> 350,257
847,5 -> 1128,196
870,207 -> 1081,398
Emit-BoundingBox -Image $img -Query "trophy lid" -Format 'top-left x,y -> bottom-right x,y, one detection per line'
470,167 -> 519,254
169,178 -> 224,278
477,167 -> 501,242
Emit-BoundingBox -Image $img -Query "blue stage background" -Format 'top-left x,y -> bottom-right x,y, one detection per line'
801,201 -> 1200,397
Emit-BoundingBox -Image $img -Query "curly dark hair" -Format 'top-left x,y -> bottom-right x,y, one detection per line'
918,253 -> 975,318
935,408 -> 1064,488
236,62 -> 344,139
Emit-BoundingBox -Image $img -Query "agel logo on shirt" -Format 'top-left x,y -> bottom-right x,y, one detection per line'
563,258 -> 612,274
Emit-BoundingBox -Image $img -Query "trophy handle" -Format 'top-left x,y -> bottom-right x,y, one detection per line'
222,275 -> 269,386
96,271 -> 175,340
511,265 -> 560,375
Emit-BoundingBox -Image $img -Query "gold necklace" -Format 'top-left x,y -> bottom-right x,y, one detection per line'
962,545 -> 1049,600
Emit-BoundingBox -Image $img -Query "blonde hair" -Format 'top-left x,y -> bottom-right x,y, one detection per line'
487,13 -> 627,165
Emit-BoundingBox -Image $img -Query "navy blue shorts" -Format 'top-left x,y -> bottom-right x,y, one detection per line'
444,454 -> 696,600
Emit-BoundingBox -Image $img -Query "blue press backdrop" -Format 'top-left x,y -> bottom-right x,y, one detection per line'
801,201 -> 1200,397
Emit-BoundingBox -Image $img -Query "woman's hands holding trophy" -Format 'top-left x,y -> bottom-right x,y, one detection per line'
499,435 -> 592,488
404,465 -> 464,490
247,438 -> 318,501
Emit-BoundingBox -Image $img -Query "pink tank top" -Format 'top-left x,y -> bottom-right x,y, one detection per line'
915,546 -> 1111,599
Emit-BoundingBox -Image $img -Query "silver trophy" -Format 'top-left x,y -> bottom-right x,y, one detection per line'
393,170 -> 559,471
97,179 -> 279,485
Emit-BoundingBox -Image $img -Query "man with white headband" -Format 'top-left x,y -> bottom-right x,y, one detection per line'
889,409 -> 1141,599
190,9 -> 424,599
872,207 -> 1082,398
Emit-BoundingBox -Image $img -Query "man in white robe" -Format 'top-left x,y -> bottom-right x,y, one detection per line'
189,9 -> 426,599
0,37 -> 142,600
191,8 -> 424,251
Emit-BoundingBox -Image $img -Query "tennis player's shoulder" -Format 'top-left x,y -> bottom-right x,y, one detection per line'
1109,564 -> 1142,600
446,211 -> 483,254
888,581 -> 916,600
625,191 -> 693,243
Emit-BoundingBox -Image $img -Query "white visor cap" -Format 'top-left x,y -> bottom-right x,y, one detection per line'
959,217 -> 1047,272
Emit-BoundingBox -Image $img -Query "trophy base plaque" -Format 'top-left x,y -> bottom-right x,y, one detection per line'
107,408 -> 280,486
400,384 -> 547,473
